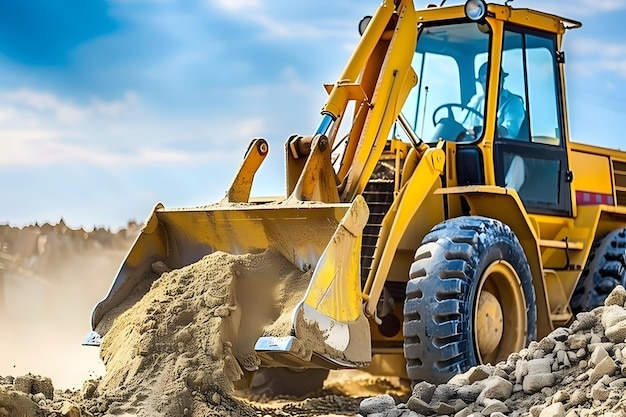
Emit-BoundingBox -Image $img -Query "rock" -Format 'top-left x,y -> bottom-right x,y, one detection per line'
548,328 -> 570,343
456,383 -> 484,403
411,381 -> 436,403
589,356 -> 617,384
13,375 -> 33,395
449,366 -> 490,386
556,349 -> 570,368
567,351 -> 578,363
590,333 -> 602,344
81,380 -> 98,400
609,377 -> 626,388
433,401 -> 456,415
538,336 -> 557,353
405,396 -> 433,415
554,341 -> 567,352
430,384 -> 457,404
454,408 -> 474,417
602,305 -> 626,328
481,398 -> 508,414
450,399 -> 468,412
11,375 -> 53,400
605,285 -> 626,307
523,373 -> 556,394
606,321 -> 626,343
591,382 -> 610,401
476,376 -> 512,403
0,388 -> 44,417
506,352 -> 522,368
530,404 -> 546,417
569,388 -> 587,406
521,357 -> 556,393
360,395 -> 397,415
539,402 -> 565,417
515,359 -> 529,383
60,401 -> 83,417
151,260 -> 171,276
31,393 -> 46,404
589,346 -> 609,366
616,344 -> 625,362
492,367 -> 509,380
575,370 -> 590,381
552,390 -> 570,403
571,312 -> 597,332
31,377 -> 53,400
527,358 -> 553,375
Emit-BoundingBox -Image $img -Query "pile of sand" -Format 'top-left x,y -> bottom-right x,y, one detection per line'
94,249 -> 312,416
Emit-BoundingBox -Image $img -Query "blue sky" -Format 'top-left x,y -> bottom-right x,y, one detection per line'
1,0 -> 625,231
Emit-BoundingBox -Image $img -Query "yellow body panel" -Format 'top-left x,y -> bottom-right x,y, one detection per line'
570,150 -> 613,195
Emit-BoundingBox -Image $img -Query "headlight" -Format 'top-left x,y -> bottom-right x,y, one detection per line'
464,0 -> 487,21
358,15 -> 372,36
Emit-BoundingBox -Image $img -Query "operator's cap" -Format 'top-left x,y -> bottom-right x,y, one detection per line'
477,62 -> 509,81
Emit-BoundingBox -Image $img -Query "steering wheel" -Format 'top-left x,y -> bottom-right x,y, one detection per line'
432,103 -> 484,126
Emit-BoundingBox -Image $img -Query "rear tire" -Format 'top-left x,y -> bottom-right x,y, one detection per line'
403,216 -> 536,384
571,228 -> 626,313
239,368 -> 329,399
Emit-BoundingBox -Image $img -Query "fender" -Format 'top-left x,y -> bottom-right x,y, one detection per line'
435,185 -> 552,338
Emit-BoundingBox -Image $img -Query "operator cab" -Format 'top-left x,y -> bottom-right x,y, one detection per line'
394,2 -> 575,216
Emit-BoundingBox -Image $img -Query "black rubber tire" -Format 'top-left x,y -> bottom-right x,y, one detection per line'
403,216 -> 537,384
240,368 -> 329,399
570,228 -> 626,314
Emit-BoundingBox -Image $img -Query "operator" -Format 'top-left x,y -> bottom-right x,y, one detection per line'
463,62 -> 525,139
463,62 -> 526,191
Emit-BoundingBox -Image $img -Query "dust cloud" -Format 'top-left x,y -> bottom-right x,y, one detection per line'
0,224 -> 136,390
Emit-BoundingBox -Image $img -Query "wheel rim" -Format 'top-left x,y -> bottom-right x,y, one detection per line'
474,260 -> 527,365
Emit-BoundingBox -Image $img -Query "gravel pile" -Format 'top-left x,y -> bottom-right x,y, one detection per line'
358,286 -> 626,417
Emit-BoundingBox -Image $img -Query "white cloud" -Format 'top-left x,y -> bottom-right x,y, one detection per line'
0,90 -> 86,124
578,0 -> 626,12
231,117 -> 265,138
211,0 -> 261,13
0,88 -> 260,168
90,91 -> 140,116
0,89 -> 141,125
567,38 -> 626,79
521,0 -> 626,17
203,0 -> 356,40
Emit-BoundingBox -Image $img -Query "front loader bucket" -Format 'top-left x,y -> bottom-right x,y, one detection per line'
87,195 -> 371,368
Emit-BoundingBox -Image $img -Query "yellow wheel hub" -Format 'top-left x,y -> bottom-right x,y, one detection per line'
474,261 -> 526,365
476,290 -> 503,357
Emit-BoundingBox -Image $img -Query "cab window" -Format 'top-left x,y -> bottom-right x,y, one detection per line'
394,22 -> 491,144
496,28 -> 571,215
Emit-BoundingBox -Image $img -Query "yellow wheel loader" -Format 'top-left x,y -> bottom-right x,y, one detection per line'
86,0 -> 626,391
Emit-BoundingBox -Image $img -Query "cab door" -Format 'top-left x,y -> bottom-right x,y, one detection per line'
494,28 -> 572,216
